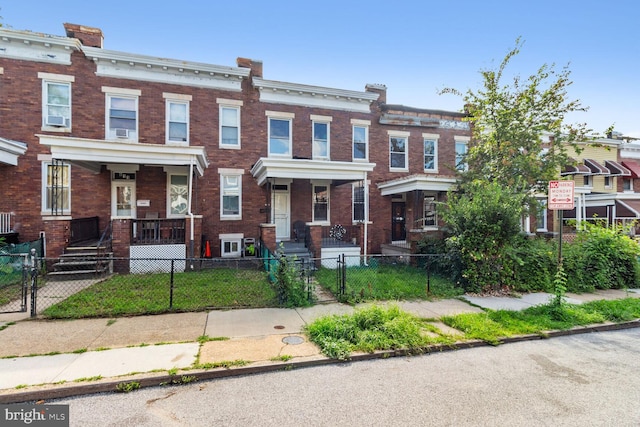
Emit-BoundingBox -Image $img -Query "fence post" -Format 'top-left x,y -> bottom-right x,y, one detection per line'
426,255 -> 431,295
29,248 -> 38,317
169,259 -> 175,309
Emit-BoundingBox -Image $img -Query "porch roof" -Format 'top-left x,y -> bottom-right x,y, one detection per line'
584,158 -> 610,175
38,135 -> 209,176
604,160 -> 631,177
250,157 -> 375,186
0,137 -> 28,166
615,199 -> 640,218
377,174 -> 457,196
622,160 -> 640,178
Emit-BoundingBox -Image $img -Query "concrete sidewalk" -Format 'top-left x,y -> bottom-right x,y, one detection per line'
0,289 -> 638,401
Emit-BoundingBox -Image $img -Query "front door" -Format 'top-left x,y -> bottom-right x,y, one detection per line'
273,186 -> 290,241
391,202 -> 406,241
111,178 -> 136,218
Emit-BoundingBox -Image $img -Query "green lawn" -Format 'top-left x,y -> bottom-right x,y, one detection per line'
314,263 -> 463,303
42,268 -> 277,319
0,262 -> 25,306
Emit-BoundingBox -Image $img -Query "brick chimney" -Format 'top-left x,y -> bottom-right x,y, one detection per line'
63,23 -> 104,48
237,57 -> 263,78
366,83 -> 387,104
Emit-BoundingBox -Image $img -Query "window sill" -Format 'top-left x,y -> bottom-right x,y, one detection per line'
41,126 -> 71,133
220,144 -> 241,150
41,214 -> 72,220
220,216 -> 242,221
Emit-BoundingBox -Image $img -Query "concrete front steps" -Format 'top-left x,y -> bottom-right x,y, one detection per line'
47,244 -> 113,281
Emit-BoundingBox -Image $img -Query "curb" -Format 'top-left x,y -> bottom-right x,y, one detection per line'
1,319 -> 639,404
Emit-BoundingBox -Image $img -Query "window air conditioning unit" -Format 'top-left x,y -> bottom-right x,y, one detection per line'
115,128 -> 129,138
46,115 -> 66,127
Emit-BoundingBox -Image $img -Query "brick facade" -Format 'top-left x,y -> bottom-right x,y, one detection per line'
0,23 -> 471,260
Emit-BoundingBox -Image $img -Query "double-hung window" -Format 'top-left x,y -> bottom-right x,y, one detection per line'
455,136 -> 470,171
164,93 -> 191,144
103,87 -> 141,141
42,161 -> 71,215
536,200 -> 548,232
352,119 -> 370,161
389,131 -> 409,171
353,183 -> 365,222
423,134 -> 438,172
422,195 -> 437,228
312,182 -> 329,223
220,169 -> 243,220
267,111 -> 294,157
311,115 -> 331,159
39,73 -> 74,130
219,98 -> 243,148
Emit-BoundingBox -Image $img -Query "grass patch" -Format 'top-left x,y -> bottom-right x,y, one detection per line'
197,335 -> 229,344
41,269 -> 278,319
314,264 -> 463,303
305,304 -> 455,360
270,355 -> 293,362
195,359 -> 249,370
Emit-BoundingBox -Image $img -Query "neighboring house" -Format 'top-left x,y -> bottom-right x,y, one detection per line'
543,135 -> 640,235
0,23 -> 471,270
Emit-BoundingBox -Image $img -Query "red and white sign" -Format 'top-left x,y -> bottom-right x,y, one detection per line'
548,180 -> 575,210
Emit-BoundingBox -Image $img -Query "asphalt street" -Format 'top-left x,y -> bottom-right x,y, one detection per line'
53,328 -> 640,427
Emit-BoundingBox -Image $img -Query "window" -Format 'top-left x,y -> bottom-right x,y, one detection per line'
389,131 -> 409,171
313,183 -> 329,223
423,135 -> 438,172
536,200 -> 548,232
604,175 -> 612,189
353,184 -> 365,222
455,138 -> 469,171
422,196 -> 437,228
39,73 -> 74,130
220,106 -> 240,147
42,162 -> 71,214
220,170 -> 243,219
352,124 -> 369,161
103,87 -> 140,141
220,233 -> 243,258
312,116 -> 331,159
583,175 -> 593,187
168,174 -> 188,216
166,99 -> 189,144
267,112 -> 294,156
623,178 -> 633,192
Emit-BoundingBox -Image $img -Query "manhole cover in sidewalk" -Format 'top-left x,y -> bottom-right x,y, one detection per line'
282,336 -> 305,345
274,325 -> 285,329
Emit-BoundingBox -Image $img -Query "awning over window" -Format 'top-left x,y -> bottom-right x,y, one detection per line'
377,174 -> 457,196
622,160 -> 640,178
584,159 -> 610,175
616,200 -> 640,218
604,160 -> 631,177
560,158 -> 591,176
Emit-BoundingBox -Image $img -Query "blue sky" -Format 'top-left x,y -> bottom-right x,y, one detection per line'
2,1 -> 639,137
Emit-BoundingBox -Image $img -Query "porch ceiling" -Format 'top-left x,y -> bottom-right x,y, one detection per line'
250,157 -> 375,186
0,137 -> 27,166
38,134 -> 209,176
377,174 -> 457,196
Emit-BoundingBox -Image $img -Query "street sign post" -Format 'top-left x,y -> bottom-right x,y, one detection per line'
547,180 -> 575,266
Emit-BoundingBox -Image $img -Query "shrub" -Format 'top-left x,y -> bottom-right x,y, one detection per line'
511,236 -> 556,293
273,249 -> 313,308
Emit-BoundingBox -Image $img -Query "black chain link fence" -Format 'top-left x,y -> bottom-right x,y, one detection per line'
0,252 -> 452,318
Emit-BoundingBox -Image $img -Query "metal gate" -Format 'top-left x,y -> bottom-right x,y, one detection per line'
0,250 -> 39,316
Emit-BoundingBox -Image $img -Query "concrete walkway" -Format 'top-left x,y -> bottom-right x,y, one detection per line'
0,289 -> 638,402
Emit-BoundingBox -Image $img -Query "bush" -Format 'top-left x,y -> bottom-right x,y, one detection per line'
273,250 -> 313,308
563,222 -> 640,292
511,236 -> 556,293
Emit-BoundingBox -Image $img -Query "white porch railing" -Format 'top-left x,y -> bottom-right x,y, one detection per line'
0,212 -> 13,234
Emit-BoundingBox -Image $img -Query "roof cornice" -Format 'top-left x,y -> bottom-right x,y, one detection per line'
82,46 -> 250,79
253,77 -> 378,102
0,27 -> 80,50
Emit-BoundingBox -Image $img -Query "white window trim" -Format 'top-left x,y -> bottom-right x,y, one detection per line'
166,169 -> 189,218
312,180 -> 330,224
423,133 -> 439,173
388,130 -> 410,172
39,73 -> 75,132
422,195 -> 438,230
352,183 -> 365,223
455,136 -> 470,171
312,115 -> 332,160
219,168 -> 244,220
219,104 -> 241,149
163,93 -> 191,146
536,201 -> 548,232
103,88 -> 140,142
623,178 -> 634,193
266,111 -> 294,158
41,161 -> 71,215
351,121 -> 370,162
582,175 -> 593,188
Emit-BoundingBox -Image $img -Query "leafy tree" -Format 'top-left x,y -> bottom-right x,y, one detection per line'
442,38 -> 594,208
440,181 -> 526,292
